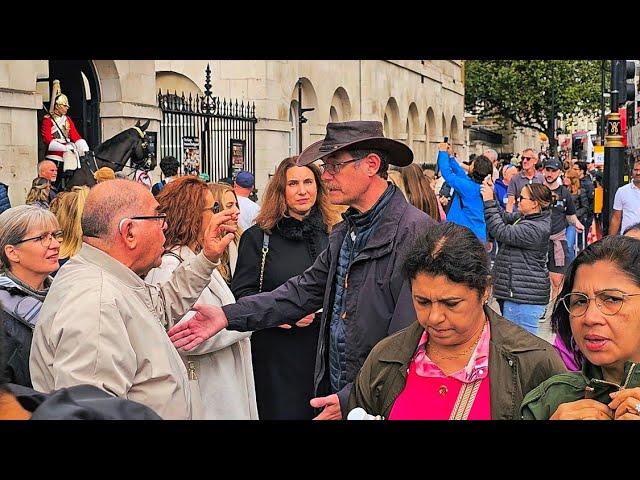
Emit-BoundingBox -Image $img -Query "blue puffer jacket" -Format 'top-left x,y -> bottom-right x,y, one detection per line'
0,182 -> 11,214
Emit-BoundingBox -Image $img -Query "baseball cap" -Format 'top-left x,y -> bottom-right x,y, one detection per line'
543,158 -> 562,170
235,170 -> 255,188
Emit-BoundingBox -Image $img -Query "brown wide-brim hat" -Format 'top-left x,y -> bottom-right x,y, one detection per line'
296,121 -> 413,167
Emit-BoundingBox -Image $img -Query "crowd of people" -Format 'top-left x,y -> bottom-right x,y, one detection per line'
2,118 -> 640,421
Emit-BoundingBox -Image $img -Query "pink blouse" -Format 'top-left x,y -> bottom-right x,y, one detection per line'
389,322 -> 492,420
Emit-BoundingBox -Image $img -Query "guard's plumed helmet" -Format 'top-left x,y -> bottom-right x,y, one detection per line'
49,79 -> 69,112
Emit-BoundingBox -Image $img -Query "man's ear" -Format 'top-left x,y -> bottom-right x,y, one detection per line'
119,220 -> 138,250
366,153 -> 382,177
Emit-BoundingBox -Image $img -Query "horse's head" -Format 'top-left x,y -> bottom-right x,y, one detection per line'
130,120 -> 157,171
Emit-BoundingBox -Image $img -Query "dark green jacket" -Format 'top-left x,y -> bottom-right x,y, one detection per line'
520,360 -> 640,420
346,306 -> 567,420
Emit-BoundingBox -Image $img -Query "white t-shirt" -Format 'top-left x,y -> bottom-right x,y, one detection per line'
237,195 -> 260,231
613,181 -> 640,234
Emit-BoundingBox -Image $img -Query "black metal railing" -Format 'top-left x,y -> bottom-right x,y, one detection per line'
158,64 -> 257,181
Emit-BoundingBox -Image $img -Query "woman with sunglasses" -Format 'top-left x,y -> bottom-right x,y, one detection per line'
207,183 -> 242,286
0,205 -> 62,387
145,176 -> 257,419
521,235 -> 640,420
481,181 -> 553,335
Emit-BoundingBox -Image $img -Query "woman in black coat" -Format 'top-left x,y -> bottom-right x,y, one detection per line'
231,157 -> 339,419
481,181 -> 553,336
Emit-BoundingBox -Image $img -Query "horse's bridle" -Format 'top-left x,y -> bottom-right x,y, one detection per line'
88,127 -> 153,175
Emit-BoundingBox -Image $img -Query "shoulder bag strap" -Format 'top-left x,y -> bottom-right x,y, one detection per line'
449,379 -> 483,420
259,232 -> 270,293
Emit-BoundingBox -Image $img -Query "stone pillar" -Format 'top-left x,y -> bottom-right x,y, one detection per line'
0,60 -> 47,206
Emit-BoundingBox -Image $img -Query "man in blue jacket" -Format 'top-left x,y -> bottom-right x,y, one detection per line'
437,142 -> 493,242
167,121 -> 435,420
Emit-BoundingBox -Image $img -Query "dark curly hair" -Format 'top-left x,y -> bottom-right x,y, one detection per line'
402,222 -> 491,297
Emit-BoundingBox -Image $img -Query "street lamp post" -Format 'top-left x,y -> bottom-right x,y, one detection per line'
603,60 -> 625,235
600,60 -> 606,146
296,79 -> 315,154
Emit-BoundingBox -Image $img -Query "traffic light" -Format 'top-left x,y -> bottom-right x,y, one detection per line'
617,60 -> 637,106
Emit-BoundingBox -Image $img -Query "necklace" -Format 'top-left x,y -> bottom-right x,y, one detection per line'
426,320 -> 486,361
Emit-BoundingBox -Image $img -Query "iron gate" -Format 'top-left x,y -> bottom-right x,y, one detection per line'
158,64 -> 257,181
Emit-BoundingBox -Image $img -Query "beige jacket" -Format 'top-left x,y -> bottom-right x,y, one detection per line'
146,246 -> 258,419
29,243 -> 217,420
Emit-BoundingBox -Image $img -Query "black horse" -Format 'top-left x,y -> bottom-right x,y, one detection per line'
64,120 -> 156,189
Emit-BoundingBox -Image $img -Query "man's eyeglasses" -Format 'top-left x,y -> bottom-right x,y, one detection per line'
318,156 -> 365,175
521,156 -> 535,161
13,230 -> 63,248
560,289 -> 640,317
118,214 -> 167,233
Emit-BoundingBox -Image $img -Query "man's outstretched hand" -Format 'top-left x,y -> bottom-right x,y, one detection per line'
167,304 -> 229,351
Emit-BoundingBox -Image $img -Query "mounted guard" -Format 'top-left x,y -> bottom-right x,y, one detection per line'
40,79 -> 89,172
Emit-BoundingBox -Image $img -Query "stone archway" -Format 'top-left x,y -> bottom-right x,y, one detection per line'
383,97 -> 401,139
450,116 -> 460,145
330,86 -> 352,122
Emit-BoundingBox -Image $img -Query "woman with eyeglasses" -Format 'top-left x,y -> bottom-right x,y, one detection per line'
481,181 -> 553,335
145,176 -> 257,419
0,205 -> 62,387
521,235 -> 640,420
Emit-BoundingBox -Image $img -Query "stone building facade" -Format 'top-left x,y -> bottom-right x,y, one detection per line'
0,60 -> 464,205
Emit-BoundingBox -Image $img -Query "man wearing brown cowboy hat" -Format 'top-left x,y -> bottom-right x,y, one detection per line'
167,120 -> 435,419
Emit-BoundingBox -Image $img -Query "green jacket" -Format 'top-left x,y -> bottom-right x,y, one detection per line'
346,306 -> 567,420
520,359 -> 640,420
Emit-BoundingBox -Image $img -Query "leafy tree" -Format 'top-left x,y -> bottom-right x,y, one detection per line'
465,60 -> 607,154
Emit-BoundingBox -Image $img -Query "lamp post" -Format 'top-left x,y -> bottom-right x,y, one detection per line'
296,79 -> 315,154
551,62 -> 557,156
599,60 -> 606,146
603,60 -> 624,235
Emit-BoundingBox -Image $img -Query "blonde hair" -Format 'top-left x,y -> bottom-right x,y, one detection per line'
55,186 -> 90,259
25,178 -> 50,205
207,182 -> 241,284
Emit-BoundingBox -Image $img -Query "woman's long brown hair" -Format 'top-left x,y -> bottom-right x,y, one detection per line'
255,156 -> 340,233
400,163 -> 440,221
156,176 -> 210,252
565,169 -> 581,195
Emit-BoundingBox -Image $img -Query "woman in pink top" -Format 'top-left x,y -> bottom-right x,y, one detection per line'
346,222 -> 566,420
